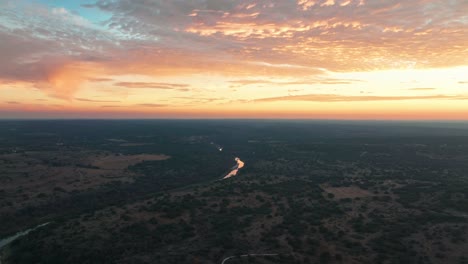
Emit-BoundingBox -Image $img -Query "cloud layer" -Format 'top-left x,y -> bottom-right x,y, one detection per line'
0,0 -> 467,116
254,93 -> 468,102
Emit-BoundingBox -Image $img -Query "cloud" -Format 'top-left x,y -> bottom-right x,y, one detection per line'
51,7 -> 92,27
204,1 -> 466,70
173,96 -> 226,103
0,5 -> 114,99
229,79 -> 314,87
88,77 -> 114,82
114,82 -> 190,91
136,103 -> 167,107
229,78 -> 362,86
101,105 -> 123,108
74,98 -> 121,103
32,59 -> 99,100
0,0 -> 467,101
86,0 -> 468,73
319,81 -> 354,85
229,80 -> 285,86
254,94 -> 468,103
407,88 -> 437,91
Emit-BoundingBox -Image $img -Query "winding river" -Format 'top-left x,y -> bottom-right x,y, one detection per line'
223,157 -> 245,179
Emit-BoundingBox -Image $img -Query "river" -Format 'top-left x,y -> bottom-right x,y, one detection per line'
0,222 -> 50,251
223,157 -> 245,179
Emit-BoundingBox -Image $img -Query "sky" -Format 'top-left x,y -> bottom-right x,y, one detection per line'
0,0 -> 467,119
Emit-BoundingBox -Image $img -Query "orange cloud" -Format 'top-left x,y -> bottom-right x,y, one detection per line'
254,94 -> 468,102
74,98 -> 121,103
34,60 -> 91,99
114,82 -> 190,90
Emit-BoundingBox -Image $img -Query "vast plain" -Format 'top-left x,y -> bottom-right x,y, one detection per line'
0,120 -> 467,264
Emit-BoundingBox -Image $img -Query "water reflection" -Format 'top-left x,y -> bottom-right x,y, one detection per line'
223,157 -> 244,179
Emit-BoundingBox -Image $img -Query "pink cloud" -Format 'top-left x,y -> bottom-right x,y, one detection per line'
0,0 -> 466,100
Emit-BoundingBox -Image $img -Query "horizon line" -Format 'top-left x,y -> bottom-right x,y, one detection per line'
1,117 -> 468,123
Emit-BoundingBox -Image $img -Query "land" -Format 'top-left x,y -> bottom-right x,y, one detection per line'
0,120 -> 467,264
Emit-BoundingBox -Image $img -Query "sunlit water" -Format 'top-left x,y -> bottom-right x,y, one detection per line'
223,157 -> 245,179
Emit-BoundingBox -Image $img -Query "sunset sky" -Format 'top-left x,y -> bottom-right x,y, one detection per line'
1,0 -> 467,119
